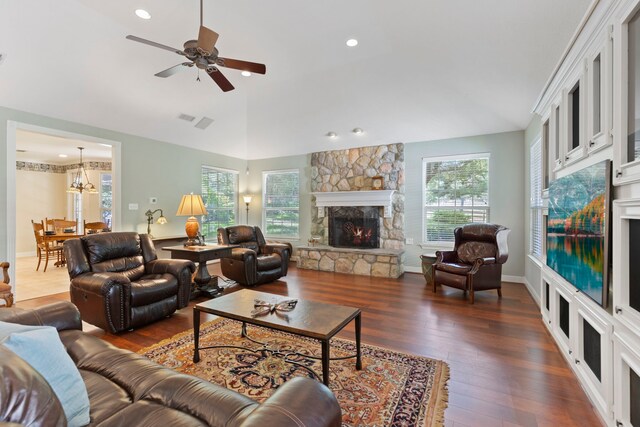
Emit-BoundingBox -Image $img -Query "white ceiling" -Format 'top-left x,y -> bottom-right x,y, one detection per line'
0,0 -> 592,160
16,130 -> 112,164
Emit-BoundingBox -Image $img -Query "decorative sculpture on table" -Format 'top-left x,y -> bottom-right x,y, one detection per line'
251,299 -> 298,317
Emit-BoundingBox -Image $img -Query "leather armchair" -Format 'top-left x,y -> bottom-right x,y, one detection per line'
432,223 -> 510,304
64,232 -> 196,333
217,226 -> 291,286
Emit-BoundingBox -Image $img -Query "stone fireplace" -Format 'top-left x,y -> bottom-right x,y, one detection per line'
297,143 -> 405,278
329,207 -> 380,249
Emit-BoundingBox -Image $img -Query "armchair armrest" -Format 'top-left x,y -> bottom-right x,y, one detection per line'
469,257 -> 497,274
146,259 -> 196,278
434,250 -> 457,264
233,377 -> 341,427
261,243 -> 291,258
0,301 -> 82,332
229,247 -> 257,263
71,272 -> 131,296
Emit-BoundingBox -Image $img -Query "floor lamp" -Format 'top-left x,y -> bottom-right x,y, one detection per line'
243,195 -> 252,224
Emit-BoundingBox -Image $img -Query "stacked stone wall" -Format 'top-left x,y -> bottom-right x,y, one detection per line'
310,143 -> 405,250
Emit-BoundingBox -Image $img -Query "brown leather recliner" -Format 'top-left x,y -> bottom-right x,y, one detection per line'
64,231 -> 196,333
432,223 -> 510,304
217,225 -> 291,286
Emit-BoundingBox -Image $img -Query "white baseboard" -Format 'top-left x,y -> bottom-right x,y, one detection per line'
502,274 -> 525,284
523,276 -> 541,307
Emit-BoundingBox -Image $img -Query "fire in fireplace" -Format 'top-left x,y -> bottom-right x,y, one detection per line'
328,207 -> 380,249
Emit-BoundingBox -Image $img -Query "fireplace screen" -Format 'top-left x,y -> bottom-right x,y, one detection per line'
328,207 -> 380,249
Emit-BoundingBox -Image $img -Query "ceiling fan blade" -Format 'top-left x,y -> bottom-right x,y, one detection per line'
126,35 -> 185,56
207,67 -> 234,92
217,57 -> 266,74
155,63 -> 192,78
197,26 -> 219,55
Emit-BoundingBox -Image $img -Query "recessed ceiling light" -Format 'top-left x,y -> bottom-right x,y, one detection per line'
135,9 -> 151,20
352,128 -> 363,134
327,132 -> 337,138
346,39 -> 358,47
58,154 -> 68,158
241,71 -> 252,77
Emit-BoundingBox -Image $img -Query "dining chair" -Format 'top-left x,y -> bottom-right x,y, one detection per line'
31,220 -> 63,272
45,217 -> 66,232
52,219 -> 78,234
83,221 -> 110,235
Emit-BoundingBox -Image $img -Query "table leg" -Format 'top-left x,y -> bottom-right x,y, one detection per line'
321,339 -> 330,387
355,312 -> 362,370
193,308 -> 201,363
194,261 -> 212,284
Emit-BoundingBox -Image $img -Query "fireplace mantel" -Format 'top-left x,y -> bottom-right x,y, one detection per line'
312,190 -> 395,218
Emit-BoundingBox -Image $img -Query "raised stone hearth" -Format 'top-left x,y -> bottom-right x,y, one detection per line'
297,245 -> 404,278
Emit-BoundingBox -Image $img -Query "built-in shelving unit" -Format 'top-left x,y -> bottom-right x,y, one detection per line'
532,0 -> 640,424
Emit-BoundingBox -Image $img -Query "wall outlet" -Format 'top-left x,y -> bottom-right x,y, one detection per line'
406,237 -> 414,245
149,197 -> 158,204
128,203 -> 139,210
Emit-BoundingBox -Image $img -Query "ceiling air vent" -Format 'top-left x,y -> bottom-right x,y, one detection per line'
195,117 -> 214,130
178,113 -> 196,122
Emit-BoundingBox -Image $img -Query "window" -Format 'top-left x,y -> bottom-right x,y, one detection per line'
628,8 -> 640,163
530,140 -> 544,258
262,170 -> 299,238
569,81 -> 580,150
100,173 -> 112,227
201,166 -> 238,238
422,154 -> 489,243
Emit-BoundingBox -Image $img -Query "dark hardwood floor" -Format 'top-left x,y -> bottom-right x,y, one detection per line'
19,264 -> 603,427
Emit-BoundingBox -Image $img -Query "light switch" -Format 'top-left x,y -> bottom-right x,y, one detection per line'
128,203 -> 139,210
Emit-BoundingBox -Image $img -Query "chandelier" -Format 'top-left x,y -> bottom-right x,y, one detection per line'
67,147 -> 98,194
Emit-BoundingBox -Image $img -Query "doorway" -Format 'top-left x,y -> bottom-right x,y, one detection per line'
6,122 -> 121,301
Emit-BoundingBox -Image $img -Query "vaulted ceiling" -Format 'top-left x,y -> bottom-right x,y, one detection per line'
0,0 -> 592,159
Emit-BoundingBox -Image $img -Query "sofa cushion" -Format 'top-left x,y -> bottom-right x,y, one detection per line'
0,346 -> 66,427
0,322 -> 90,427
437,262 -> 473,275
130,274 -> 178,306
256,254 -> 282,271
83,232 -> 142,264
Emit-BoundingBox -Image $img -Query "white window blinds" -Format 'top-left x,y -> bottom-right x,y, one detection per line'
262,170 -> 299,238
422,154 -> 490,243
201,166 -> 238,238
530,140 -> 543,257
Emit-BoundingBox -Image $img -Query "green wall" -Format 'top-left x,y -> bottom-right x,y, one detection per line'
404,130 -> 526,278
0,106 -> 247,261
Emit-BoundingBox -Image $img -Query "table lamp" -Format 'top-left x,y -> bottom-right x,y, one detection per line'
176,193 -> 207,246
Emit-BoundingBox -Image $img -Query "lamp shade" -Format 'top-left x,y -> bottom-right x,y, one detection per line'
243,195 -> 253,204
176,194 -> 207,216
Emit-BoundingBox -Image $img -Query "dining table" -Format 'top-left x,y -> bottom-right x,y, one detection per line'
42,232 -> 82,267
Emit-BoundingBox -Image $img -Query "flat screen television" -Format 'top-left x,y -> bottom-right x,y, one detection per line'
547,160 -> 611,307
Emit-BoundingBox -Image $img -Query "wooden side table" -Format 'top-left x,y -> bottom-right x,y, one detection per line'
163,244 -> 238,298
420,253 -> 437,287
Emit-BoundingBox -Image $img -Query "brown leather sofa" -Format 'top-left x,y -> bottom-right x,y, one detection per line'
217,226 -> 291,286
432,223 -> 510,304
64,232 -> 196,333
0,302 -> 342,427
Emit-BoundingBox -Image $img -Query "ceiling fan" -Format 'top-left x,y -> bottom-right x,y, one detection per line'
125,0 -> 266,92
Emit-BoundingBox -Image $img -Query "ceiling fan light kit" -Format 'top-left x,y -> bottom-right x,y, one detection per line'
126,0 -> 266,92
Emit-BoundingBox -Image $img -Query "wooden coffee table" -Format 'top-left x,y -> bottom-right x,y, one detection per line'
193,289 -> 362,386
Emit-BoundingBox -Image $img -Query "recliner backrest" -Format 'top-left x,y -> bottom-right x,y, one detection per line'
81,232 -> 155,281
221,226 -> 261,253
454,223 -> 509,264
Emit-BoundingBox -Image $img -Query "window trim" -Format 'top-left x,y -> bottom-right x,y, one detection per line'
262,168 -> 300,239
201,165 -> 239,237
421,152 -> 490,244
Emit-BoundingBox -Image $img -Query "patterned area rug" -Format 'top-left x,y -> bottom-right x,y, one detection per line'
139,318 -> 449,427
